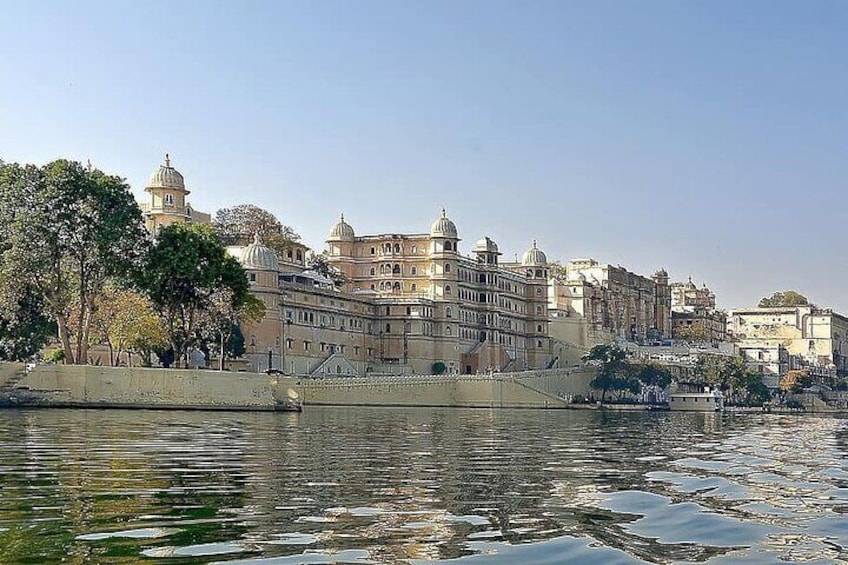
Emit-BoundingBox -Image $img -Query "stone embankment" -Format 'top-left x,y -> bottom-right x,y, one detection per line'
0,362 -> 300,411
296,367 -> 595,409
1,362 -> 595,411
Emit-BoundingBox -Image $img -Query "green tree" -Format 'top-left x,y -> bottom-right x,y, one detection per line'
694,355 -> 749,392
136,223 -> 250,368
307,251 -> 348,288
583,344 -> 639,403
198,290 -> 265,370
212,204 -> 300,259
0,160 -> 148,364
90,282 -> 167,366
632,363 -> 673,389
758,291 -> 811,308
0,285 -> 55,361
673,322 -> 709,343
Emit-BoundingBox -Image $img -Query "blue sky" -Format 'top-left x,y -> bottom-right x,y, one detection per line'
2,1 -> 847,311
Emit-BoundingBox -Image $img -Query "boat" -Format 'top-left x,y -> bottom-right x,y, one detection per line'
669,385 -> 723,412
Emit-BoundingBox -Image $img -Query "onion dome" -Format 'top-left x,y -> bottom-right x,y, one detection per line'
327,213 -> 355,241
240,233 -> 279,272
430,209 -> 458,238
147,153 -> 186,191
521,240 -> 547,266
473,236 -> 499,254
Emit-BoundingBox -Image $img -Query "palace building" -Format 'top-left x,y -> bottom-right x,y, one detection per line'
230,211 -> 554,376
138,154 -> 211,233
136,155 -> 673,376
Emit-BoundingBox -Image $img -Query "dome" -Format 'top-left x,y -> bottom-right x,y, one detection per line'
430,209 -> 457,238
521,240 -> 547,266
240,234 -> 279,272
473,236 -> 499,254
147,154 -> 186,191
327,213 -> 355,241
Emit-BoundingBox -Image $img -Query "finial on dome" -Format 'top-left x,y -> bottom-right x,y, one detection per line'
253,232 -> 261,245
532,239 -> 537,249
441,208 -> 447,218
165,153 -> 171,167
340,213 -> 345,221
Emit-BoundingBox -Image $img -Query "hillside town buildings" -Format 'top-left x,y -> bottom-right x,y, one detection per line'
729,306 -> 848,382
547,260 -> 672,348
669,278 -> 728,344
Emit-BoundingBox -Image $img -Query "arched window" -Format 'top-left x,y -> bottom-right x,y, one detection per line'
296,250 -> 303,261
386,323 -> 392,333
411,283 -> 417,292
411,266 -> 417,275
393,264 -> 401,275
446,307 -> 453,318
445,285 -> 452,295
394,243 -> 401,253
164,193 -> 174,206
393,282 -> 401,292
411,245 -> 417,253
370,267 -> 376,276
537,324 -> 543,332
445,263 -> 451,273
444,241 -> 453,251
446,326 -> 452,336
536,306 -> 543,314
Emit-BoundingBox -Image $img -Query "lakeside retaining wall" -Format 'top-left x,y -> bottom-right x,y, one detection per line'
0,363 -> 299,410
0,362 -> 595,411
296,367 -> 595,408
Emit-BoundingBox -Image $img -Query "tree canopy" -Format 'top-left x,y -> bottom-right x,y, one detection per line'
0,159 -> 148,364
136,223 -> 251,368
213,204 -> 300,259
306,251 -> 348,288
758,291 -> 811,308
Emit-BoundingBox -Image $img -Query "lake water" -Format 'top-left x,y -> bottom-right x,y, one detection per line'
0,407 -> 846,564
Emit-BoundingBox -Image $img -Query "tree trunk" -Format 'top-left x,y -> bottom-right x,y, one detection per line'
56,315 -> 75,364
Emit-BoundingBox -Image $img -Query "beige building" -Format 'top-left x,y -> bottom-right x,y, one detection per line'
139,154 -> 210,233
231,211 -> 554,376
669,278 -> 727,344
547,260 -> 671,347
729,306 -> 848,380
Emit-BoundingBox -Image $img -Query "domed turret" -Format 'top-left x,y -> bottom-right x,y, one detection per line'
147,154 -> 186,192
240,233 -> 279,272
430,209 -> 457,238
327,213 -> 355,241
473,236 -> 499,254
522,240 -> 547,266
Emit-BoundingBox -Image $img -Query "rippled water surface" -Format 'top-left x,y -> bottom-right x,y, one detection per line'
0,408 -> 846,564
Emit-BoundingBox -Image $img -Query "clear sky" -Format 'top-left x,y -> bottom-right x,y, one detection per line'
2,1 -> 847,311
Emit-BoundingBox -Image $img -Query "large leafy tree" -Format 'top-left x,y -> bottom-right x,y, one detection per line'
136,223 -> 250,368
631,363 -> 673,389
0,160 -> 148,364
213,204 -> 300,259
197,289 -> 265,370
0,286 -> 55,361
583,344 -> 639,403
758,291 -> 811,308
90,282 -> 168,367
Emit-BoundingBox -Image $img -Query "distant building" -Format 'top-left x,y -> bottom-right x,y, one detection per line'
547,261 -> 672,347
729,306 -> 848,381
138,154 -> 210,233
670,278 -> 727,344
737,343 -> 790,389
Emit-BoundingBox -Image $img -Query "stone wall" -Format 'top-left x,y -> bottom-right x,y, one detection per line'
1,363 -> 298,410
296,366 -> 595,408
1,362 -> 595,411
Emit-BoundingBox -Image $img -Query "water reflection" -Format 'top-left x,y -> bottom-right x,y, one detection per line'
0,408 -> 845,564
